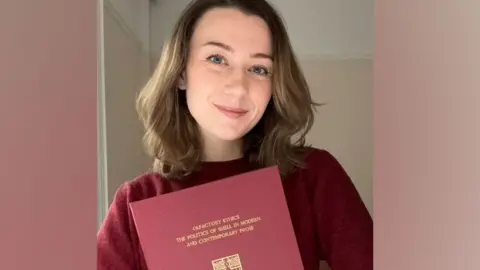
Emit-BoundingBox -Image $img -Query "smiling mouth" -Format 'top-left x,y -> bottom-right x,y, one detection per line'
214,104 -> 249,119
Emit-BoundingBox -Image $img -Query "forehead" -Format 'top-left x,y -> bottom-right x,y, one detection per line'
190,7 -> 272,53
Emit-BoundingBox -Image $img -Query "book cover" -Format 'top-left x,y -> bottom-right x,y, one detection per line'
129,166 -> 304,269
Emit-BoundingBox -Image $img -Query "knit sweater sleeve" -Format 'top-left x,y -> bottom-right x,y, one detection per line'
312,150 -> 373,270
97,182 -> 145,270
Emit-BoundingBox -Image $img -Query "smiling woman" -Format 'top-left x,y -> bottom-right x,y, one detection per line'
178,7 -> 275,159
97,1 -> 373,270
136,0 -> 318,178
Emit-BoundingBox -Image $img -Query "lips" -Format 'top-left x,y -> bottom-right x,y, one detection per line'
214,104 -> 248,119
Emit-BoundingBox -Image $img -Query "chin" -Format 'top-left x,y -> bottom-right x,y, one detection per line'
211,130 -> 246,141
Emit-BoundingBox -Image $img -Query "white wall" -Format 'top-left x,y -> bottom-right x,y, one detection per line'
148,0 -> 373,216
149,0 -> 373,59
267,0 -> 373,58
302,58 -> 373,213
106,0 -> 151,54
150,0 -> 188,59
102,1 -> 153,206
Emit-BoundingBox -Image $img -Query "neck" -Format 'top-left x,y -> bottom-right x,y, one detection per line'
201,137 -> 244,162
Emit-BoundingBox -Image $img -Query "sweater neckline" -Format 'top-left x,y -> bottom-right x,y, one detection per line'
191,156 -> 252,184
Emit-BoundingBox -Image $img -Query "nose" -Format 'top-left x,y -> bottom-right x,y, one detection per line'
224,68 -> 248,96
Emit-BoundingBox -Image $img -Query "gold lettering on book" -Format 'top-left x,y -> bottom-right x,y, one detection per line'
192,220 -> 222,231
212,254 -> 242,270
175,215 -> 262,248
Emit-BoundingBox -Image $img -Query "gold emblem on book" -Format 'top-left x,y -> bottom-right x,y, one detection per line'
211,254 -> 243,270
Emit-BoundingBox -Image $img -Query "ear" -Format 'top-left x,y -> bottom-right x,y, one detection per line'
177,72 -> 187,90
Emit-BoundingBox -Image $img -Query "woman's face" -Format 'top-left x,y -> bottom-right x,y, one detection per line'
179,7 -> 273,143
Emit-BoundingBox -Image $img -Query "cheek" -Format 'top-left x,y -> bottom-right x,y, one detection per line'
186,66 -> 223,96
185,69 -> 215,100
250,82 -> 272,110
184,73 -> 225,124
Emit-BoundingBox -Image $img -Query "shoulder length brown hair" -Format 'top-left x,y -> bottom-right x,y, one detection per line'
136,0 -> 320,179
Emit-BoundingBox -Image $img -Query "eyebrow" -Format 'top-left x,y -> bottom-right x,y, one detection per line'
202,41 -> 273,60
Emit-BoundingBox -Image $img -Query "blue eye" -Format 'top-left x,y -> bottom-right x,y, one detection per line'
249,65 -> 271,76
207,55 -> 225,65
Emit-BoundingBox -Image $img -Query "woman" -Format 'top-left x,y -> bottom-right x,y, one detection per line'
97,0 -> 373,269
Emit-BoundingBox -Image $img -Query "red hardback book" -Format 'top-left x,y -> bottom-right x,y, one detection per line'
129,166 -> 304,269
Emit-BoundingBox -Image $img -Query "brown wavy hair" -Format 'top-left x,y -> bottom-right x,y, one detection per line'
136,0 -> 320,179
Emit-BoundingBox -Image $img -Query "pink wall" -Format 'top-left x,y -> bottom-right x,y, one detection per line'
0,0 -> 97,269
